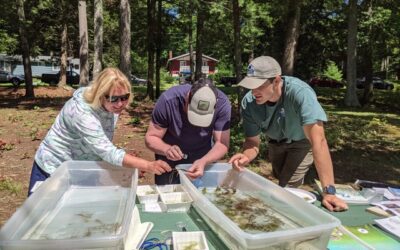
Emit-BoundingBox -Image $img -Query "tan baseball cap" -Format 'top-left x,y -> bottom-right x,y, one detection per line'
188,78 -> 218,127
238,56 -> 282,89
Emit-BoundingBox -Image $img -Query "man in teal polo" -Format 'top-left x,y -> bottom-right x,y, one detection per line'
229,56 -> 348,212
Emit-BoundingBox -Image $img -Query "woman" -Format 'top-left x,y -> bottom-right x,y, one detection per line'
28,68 -> 171,196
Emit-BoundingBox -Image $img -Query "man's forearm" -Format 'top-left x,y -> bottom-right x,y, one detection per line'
198,141 -> 228,165
145,136 -> 171,156
242,139 -> 260,162
312,139 -> 335,188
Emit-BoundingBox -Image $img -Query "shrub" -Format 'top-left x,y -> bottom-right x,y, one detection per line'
323,60 -> 343,82
161,68 -> 176,85
214,68 -> 233,85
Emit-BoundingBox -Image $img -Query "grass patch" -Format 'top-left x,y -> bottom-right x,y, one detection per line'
0,178 -> 23,195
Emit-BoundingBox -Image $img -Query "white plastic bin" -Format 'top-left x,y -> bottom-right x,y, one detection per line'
0,161 -> 138,250
159,192 -> 193,212
173,231 -> 209,250
137,185 -> 159,204
178,163 -> 340,250
156,184 -> 186,193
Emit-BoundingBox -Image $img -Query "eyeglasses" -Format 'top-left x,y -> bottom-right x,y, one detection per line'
105,93 -> 130,103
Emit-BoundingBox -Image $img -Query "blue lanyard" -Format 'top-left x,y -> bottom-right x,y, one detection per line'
140,238 -> 169,250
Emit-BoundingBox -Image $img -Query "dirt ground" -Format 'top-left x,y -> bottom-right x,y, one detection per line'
0,86 -> 160,227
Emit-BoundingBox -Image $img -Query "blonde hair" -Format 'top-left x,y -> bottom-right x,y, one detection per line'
84,67 -> 133,109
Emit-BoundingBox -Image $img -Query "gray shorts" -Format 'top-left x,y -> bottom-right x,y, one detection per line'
268,139 -> 313,187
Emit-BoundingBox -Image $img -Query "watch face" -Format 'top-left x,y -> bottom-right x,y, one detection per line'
325,185 -> 336,194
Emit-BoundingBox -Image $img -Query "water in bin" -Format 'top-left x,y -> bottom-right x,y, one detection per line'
192,177 -> 204,188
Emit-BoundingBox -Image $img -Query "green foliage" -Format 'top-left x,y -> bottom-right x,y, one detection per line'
0,28 -> 18,53
228,121 -> 268,164
131,51 -> 148,76
128,117 -> 141,126
0,178 -> 22,195
213,68 -> 233,84
161,68 -> 176,85
228,122 -> 245,157
0,0 -> 399,93
130,100 -> 138,109
322,60 -> 343,81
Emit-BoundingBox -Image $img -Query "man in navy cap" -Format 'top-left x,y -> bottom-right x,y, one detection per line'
145,78 -> 231,185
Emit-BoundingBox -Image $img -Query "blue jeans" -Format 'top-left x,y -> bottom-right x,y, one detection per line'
28,161 -> 50,196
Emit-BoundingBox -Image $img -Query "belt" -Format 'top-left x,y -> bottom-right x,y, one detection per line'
269,138 -> 289,143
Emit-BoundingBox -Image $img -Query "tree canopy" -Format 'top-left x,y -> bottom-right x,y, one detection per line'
1,0 -> 399,97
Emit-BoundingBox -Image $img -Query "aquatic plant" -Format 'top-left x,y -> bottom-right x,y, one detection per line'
201,186 -> 287,233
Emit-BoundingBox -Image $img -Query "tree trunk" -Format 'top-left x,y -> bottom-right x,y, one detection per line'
16,0 -> 34,97
147,0 -> 156,100
362,1 -> 374,105
282,0 -> 302,76
78,0 -> 89,86
188,0 -> 194,83
232,0 -> 242,84
195,4 -> 205,81
155,0 -> 162,98
344,0 -> 360,107
59,0 -> 67,88
58,20 -> 68,88
120,0 -> 131,80
232,0 -> 245,117
93,0 -> 103,79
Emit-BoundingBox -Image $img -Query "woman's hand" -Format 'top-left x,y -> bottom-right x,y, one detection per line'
144,160 -> 172,175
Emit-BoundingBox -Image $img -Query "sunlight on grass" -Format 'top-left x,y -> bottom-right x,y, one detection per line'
0,178 -> 22,195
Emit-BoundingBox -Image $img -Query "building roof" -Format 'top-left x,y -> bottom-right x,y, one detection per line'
167,52 -> 219,63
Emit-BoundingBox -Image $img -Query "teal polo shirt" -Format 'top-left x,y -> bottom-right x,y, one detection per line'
241,76 -> 327,142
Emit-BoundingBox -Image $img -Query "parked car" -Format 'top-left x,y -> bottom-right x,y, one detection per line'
309,76 -> 344,88
41,71 -> 80,85
131,75 -> 147,85
356,77 -> 394,90
220,76 -> 238,87
0,70 -> 25,87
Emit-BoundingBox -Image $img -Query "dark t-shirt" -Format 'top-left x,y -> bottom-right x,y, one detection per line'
152,84 -> 231,167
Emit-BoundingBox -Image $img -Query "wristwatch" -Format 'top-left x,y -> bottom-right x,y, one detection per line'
323,185 -> 336,195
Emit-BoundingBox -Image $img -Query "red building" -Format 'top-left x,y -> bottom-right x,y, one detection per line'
167,52 -> 218,77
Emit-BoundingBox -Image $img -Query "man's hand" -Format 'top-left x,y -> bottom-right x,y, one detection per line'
145,160 -> 172,175
165,145 -> 185,161
322,194 -> 349,212
185,159 -> 207,179
228,153 -> 250,171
